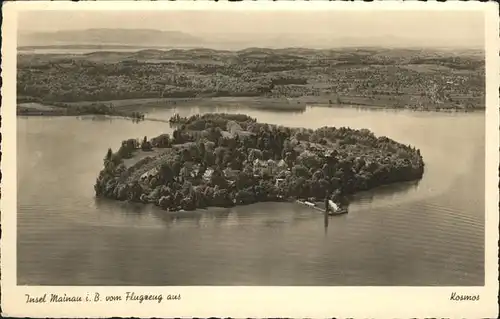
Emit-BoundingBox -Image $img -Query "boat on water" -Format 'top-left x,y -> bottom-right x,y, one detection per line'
327,199 -> 348,215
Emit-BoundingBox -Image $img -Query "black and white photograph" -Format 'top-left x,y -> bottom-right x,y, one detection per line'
1,1 -> 498,318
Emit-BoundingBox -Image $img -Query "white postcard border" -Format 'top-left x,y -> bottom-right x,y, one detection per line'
1,1 -> 499,318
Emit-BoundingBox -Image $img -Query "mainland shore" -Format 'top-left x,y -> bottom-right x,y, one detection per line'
17,46 -> 485,117
17,95 -> 482,121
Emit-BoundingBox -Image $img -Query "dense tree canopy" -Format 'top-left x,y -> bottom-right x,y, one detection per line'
95,113 -> 425,212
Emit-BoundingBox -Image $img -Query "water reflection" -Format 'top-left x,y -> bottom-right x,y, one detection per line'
95,196 -> 332,231
324,212 -> 329,235
94,198 -> 151,220
350,179 -> 421,205
95,197 -> 237,227
249,107 -> 306,114
76,115 -> 144,124
77,115 -> 113,122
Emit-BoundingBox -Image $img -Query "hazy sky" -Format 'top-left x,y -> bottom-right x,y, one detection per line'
18,10 -> 485,46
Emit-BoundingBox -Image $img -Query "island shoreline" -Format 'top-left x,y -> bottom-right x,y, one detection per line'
93,113 -> 425,213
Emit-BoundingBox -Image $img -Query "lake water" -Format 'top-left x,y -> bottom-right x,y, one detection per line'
17,106 -> 485,286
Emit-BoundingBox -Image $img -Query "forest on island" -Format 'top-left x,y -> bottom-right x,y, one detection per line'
94,113 -> 425,211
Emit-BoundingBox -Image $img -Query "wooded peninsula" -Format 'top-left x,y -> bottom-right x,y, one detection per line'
94,113 -> 425,211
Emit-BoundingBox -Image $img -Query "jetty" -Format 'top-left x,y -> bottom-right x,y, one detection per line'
296,199 -> 348,216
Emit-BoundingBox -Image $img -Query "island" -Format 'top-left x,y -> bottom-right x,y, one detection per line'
94,113 -> 425,211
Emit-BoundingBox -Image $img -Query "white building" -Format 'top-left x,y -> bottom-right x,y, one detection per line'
140,167 -> 159,180
202,168 -> 214,181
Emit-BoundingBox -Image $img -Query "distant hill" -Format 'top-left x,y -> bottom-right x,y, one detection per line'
17,28 -> 484,51
18,28 -> 205,47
